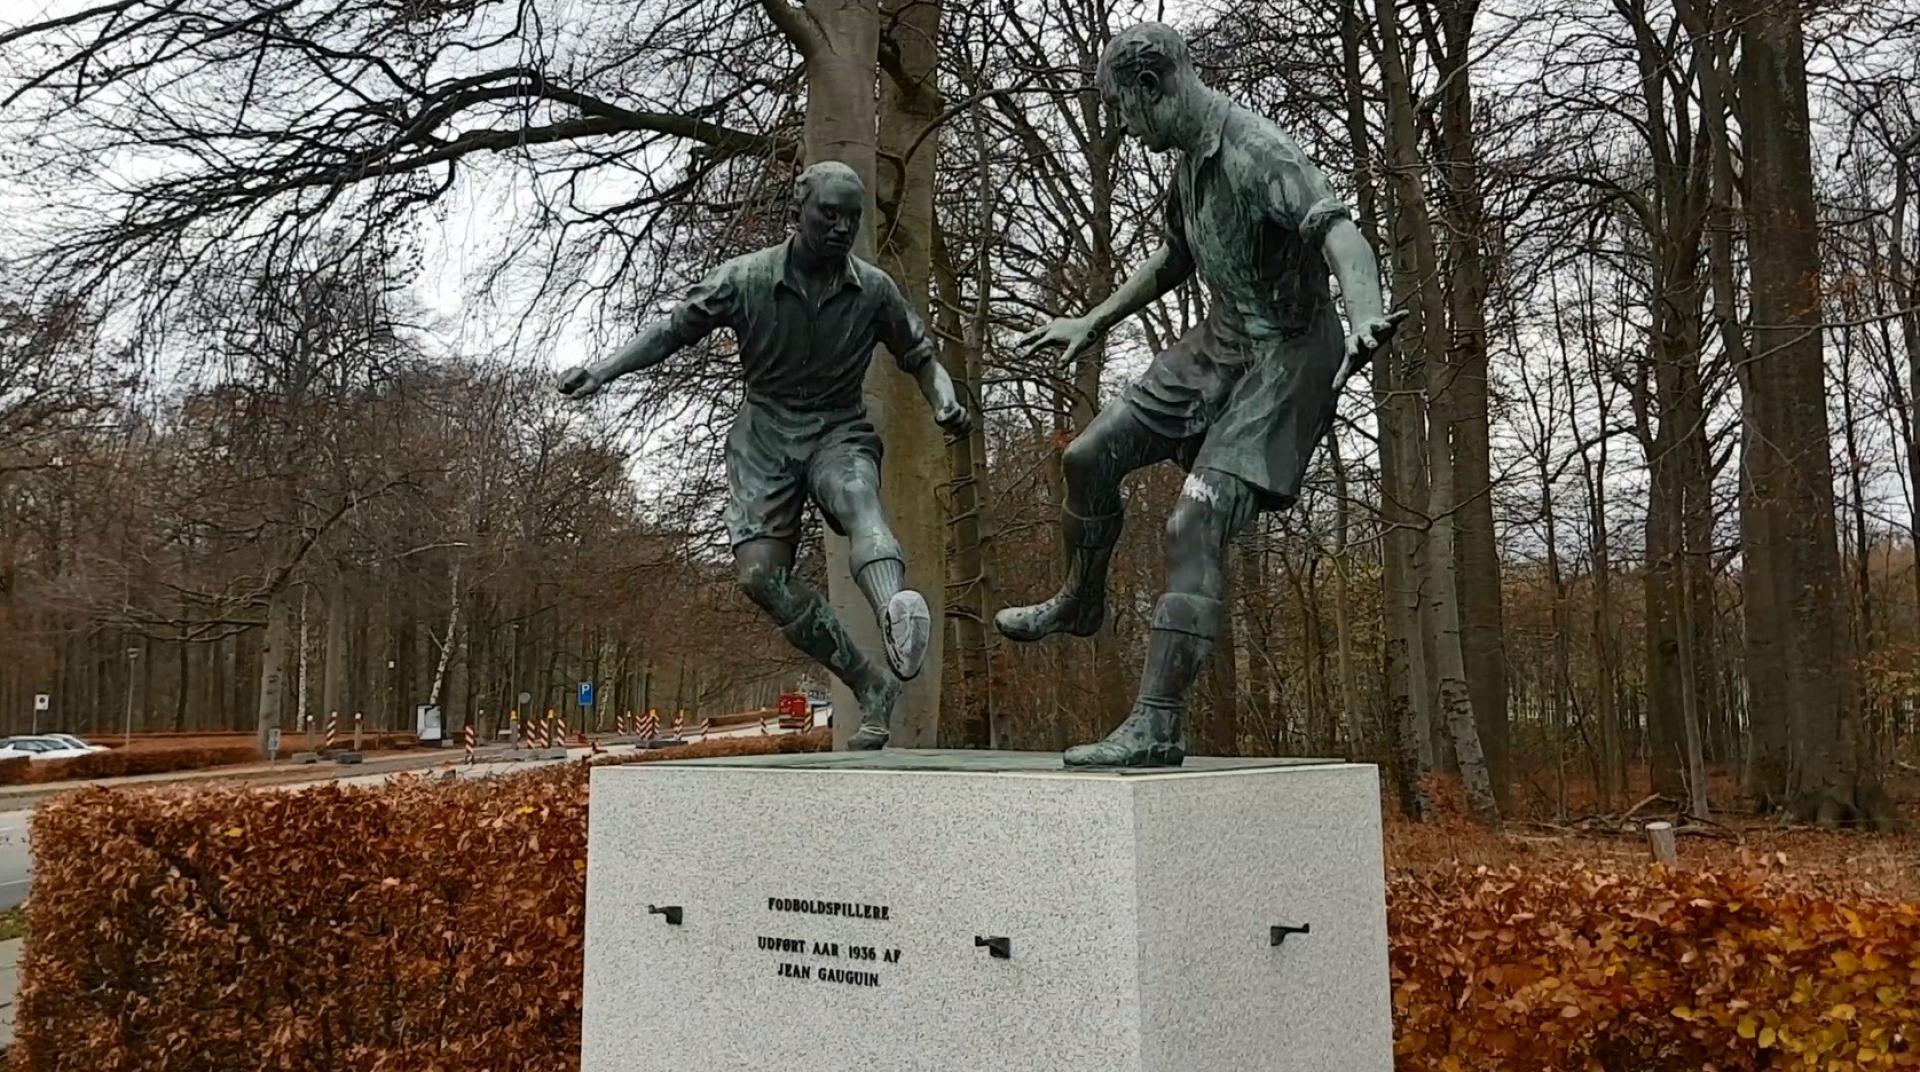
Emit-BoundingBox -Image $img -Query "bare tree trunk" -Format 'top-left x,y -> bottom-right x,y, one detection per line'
428,560 -> 462,708
931,209 -> 992,747
1330,437 -> 1361,751
1199,589 -> 1241,756
1886,148 -> 1920,685
1376,0 -> 1496,824
254,586 -> 295,757
1289,548 -> 1333,753
1349,0 -> 1431,819
1427,0 -> 1509,809
139,633 -> 153,731
1543,458 -> 1571,820
1680,0 -> 1785,804
322,566 -> 348,724
869,0 -> 944,748
295,585 -> 310,741
174,612 -> 189,732
1736,0 -> 1889,826
764,0 -> 883,750
449,621 -> 471,732
1239,542 -> 1277,752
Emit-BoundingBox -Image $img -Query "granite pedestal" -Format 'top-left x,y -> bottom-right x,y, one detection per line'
582,751 -> 1392,1072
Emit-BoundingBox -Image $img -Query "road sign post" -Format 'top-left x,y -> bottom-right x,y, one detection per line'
32,693 -> 48,735
124,646 -> 140,746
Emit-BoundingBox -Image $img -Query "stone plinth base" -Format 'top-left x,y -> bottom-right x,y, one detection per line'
583,750 -> 1391,1072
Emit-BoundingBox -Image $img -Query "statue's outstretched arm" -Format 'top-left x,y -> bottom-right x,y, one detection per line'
559,267 -> 735,398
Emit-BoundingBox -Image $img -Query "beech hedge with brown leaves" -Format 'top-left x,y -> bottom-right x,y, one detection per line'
16,738 -> 1920,1070
1391,865 -> 1920,1070
12,732 -> 828,1072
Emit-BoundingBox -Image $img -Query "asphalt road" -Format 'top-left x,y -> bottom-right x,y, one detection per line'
0,812 -> 28,911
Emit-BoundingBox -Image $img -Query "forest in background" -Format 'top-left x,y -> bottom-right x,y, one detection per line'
1,0 -> 1918,827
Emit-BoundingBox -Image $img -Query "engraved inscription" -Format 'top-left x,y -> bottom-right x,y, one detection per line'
761,896 -> 900,988
767,897 -> 891,921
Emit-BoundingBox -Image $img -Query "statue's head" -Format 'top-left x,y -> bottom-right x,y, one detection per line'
1097,23 -> 1201,154
793,161 -> 864,258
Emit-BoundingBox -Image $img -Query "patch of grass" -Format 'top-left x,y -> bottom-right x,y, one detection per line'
0,904 -> 27,941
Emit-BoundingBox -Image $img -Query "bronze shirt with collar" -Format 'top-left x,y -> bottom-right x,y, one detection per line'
1124,95 -> 1356,510
1167,95 -> 1352,346
629,238 -> 938,546
630,237 -> 937,413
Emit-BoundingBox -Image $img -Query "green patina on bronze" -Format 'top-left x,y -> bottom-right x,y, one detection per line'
1002,22 -> 1402,769
557,162 -> 971,751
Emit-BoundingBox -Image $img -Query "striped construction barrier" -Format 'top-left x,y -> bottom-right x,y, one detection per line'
463,723 -> 475,764
324,712 -> 338,752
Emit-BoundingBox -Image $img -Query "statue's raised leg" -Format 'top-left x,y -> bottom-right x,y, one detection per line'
736,539 -> 898,749
996,404 -> 1174,642
813,452 -> 931,682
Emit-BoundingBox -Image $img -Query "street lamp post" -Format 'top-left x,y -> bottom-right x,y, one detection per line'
124,646 -> 141,745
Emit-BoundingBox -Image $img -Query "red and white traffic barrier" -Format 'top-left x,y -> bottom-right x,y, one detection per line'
463,722 -> 475,764
324,711 -> 338,752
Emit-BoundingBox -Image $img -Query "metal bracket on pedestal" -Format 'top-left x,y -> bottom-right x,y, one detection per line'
973,935 -> 1011,959
647,904 -> 684,925
1269,923 -> 1310,947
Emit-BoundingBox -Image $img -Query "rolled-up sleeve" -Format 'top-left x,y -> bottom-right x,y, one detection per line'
621,261 -> 738,368
877,276 -> 937,374
1261,149 -> 1352,245
665,263 -> 738,344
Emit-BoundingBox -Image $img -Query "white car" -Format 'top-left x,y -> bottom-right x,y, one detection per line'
43,733 -> 107,753
0,736 -> 94,761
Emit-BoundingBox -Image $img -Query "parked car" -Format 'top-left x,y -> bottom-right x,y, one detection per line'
43,733 -> 107,753
0,736 -> 94,761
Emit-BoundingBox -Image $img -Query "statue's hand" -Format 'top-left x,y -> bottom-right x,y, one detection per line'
1016,315 -> 1102,365
557,366 -> 604,399
933,396 -> 973,439
1337,309 -> 1409,388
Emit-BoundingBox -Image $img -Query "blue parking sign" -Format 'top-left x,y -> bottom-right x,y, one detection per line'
578,680 -> 595,707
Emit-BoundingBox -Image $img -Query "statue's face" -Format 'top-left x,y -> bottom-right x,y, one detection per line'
798,176 -> 863,257
1102,77 -> 1181,153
